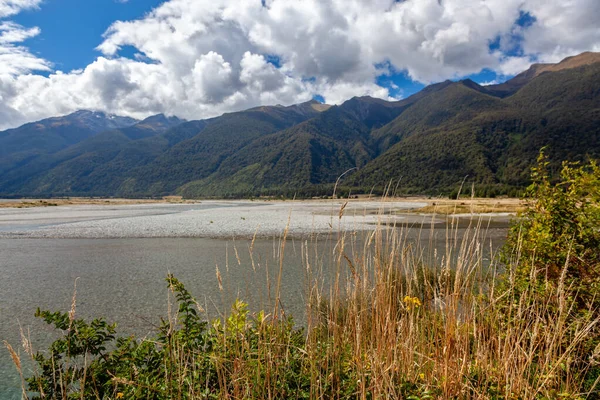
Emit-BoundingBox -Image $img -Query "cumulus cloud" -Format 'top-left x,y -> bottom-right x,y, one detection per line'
0,0 -> 599,130
496,55 -> 536,76
522,0 -> 600,62
0,22 -> 50,75
0,0 -> 42,18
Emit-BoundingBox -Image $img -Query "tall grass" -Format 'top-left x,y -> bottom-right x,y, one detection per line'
302,210 -> 598,399
10,202 -> 600,399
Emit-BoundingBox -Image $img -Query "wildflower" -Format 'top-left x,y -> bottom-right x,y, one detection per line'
116,393 -> 124,399
403,295 -> 422,309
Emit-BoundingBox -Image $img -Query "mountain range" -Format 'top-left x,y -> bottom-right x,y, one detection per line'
1,52 -> 599,198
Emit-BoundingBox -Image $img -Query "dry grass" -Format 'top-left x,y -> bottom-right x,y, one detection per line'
0,196 -> 199,208
299,208 -> 598,398
405,197 -> 525,215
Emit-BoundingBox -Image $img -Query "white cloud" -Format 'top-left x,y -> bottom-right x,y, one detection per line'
0,22 -> 50,75
318,80 -> 395,105
0,0 -> 42,18
496,55 -> 535,76
479,80 -> 499,86
189,52 -> 236,103
0,0 -> 599,130
521,0 -> 600,62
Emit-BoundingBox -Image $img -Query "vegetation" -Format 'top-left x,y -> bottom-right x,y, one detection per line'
503,151 -> 600,307
0,110 -> 138,174
7,156 -> 600,399
499,155 -> 600,395
0,114 -> 185,197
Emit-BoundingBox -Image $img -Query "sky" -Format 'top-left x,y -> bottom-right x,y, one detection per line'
0,0 -> 599,130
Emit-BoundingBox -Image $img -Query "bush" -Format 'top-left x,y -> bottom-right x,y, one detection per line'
501,151 -> 600,394
504,151 -> 600,309
23,275 -> 308,399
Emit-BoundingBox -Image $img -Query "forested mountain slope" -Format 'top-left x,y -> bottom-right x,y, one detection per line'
350,60 -> 600,195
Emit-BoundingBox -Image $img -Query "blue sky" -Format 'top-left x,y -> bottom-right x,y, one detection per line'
11,0 -> 164,74
0,0 -> 597,129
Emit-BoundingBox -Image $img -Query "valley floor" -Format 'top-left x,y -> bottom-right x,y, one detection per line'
0,198 -> 519,239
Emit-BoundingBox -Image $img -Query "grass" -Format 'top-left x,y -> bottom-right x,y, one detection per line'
6,200 -> 599,399
300,212 -> 598,399
0,197 -> 199,208
405,197 -> 525,215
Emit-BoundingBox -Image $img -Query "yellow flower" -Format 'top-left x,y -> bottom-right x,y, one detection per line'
116,393 -> 124,399
403,295 -> 422,308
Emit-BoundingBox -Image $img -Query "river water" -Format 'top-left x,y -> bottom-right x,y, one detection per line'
0,200 -> 511,398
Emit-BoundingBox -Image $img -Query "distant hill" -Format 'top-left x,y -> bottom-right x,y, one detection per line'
0,102 -> 325,197
0,113 -> 183,196
0,111 -> 138,175
484,52 -> 600,98
118,101 -> 327,196
0,52 -> 598,198
179,87 -> 447,198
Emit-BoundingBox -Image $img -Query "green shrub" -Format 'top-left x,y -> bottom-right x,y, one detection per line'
24,275 -> 311,399
501,151 -> 600,394
504,151 -> 600,309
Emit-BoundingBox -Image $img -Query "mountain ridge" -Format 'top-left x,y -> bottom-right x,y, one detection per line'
1,51 -> 599,198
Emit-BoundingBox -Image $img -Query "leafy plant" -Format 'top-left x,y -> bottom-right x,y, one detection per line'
27,309 -> 116,399
504,151 -> 600,308
500,151 -> 600,394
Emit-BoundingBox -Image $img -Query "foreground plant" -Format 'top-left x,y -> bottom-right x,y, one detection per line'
504,151 -> 600,308
501,152 -> 600,395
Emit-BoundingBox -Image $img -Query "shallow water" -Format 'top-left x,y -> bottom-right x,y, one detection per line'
0,201 -> 511,398
0,236 -> 318,398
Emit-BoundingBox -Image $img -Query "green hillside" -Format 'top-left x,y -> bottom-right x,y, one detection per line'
0,115 -> 185,196
179,83 -> 456,198
351,62 -> 600,196
0,111 -> 137,177
0,102 -> 324,197
179,106 -> 372,197
120,101 -> 326,196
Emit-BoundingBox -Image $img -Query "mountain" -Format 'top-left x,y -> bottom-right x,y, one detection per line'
0,102 -> 324,197
0,110 -> 138,175
0,51 -> 598,198
484,52 -> 600,98
117,100 -> 328,196
349,53 -> 600,195
0,113 -> 184,196
370,80 -> 503,152
179,104 -> 378,197
118,114 -> 185,140
179,92 -> 444,198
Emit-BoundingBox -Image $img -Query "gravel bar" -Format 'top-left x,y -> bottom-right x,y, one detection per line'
0,200 -> 432,239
